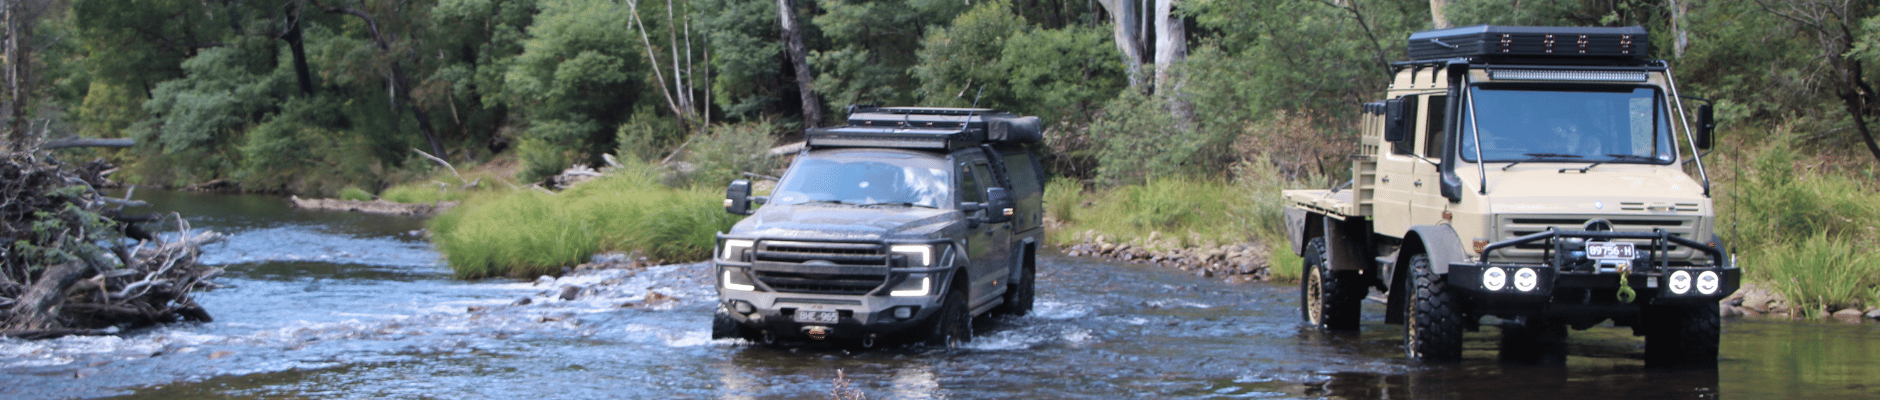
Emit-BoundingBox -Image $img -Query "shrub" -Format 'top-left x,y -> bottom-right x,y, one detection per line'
1746,233 -> 1878,315
671,119 -> 782,188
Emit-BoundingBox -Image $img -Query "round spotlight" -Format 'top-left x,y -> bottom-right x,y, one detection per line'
1513,268 -> 1539,292
1697,271 -> 1721,295
1669,270 -> 1692,294
1482,267 -> 1507,291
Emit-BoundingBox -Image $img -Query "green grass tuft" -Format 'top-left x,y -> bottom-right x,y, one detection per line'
1045,161 -> 1304,280
338,187 -> 374,202
1745,233 -> 1879,315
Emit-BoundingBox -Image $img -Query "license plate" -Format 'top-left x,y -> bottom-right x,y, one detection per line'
1586,242 -> 1636,260
794,310 -> 838,324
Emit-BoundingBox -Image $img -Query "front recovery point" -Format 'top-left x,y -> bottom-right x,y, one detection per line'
1447,228 -> 1739,307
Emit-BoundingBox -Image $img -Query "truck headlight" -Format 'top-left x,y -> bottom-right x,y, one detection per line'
1668,270 -> 1692,294
890,274 -> 931,297
1697,271 -> 1720,294
891,244 -> 933,268
720,239 -> 753,261
1513,268 -> 1538,292
722,269 -> 756,291
1482,267 -> 1507,291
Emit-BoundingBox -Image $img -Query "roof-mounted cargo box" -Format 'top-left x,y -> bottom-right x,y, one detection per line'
806,106 -> 1042,150
1407,25 -> 1648,61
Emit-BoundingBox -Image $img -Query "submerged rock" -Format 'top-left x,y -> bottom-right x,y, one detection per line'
558,285 -> 584,301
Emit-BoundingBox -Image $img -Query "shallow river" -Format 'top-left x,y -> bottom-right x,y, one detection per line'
1,190 -> 1875,399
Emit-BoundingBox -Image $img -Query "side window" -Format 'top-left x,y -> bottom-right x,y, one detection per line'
958,162 -> 982,204
1392,96 -> 1421,155
1421,95 -> 1448,159
971,161 -> 995,193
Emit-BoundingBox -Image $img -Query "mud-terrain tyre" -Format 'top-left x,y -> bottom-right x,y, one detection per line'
921,286 -> 974,348
1404,254 -> 1464,362
1643,303 -> 1720,367
996,250 -> 1036,317
1301,238 -> 1364,330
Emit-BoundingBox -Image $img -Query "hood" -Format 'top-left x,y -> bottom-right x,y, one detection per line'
1483,164 -> 1709,215
728,203 -> 958,241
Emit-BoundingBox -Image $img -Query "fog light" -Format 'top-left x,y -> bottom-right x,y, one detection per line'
1482,267 -> 1507,291
1513,268 -> 1539,292
894,306 -> 914,320
1668,270 -> 1692,294
734,301 -> 754,314
1696,271 -> 1720,294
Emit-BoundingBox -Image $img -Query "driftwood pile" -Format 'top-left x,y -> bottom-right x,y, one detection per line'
1,152 -> 221,339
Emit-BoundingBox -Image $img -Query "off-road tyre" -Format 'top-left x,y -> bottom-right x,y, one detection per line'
1643,303 -> 1720,367
1301,238 -> 1364,330
922,286 -> 973,348
996,249 -> 1036,317
1404,254 -> 1464,362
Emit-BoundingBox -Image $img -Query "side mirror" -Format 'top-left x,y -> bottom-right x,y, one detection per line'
1383,98 -> 1408,143
1695,104 -> 1716,150
725,180 -> 753,215
984,187 -> 1013,224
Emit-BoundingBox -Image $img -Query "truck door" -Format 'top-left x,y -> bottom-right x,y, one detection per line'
1409,95 -> 1451,225
1373,96 -> 1420,235
957,157 -> 1008,305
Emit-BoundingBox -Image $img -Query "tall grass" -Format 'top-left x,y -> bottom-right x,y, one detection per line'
1722,141 -> 1880,314
430,165 -> 740,279
1045,159 -> 1305,280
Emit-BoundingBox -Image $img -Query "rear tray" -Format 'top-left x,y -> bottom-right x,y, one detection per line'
1407,25 -> 1648,60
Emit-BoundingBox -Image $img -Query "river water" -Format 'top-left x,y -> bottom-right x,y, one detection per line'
1,190 -> 1874,399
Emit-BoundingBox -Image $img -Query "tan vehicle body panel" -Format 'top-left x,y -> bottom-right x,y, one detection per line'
1283,66 -> 1714,265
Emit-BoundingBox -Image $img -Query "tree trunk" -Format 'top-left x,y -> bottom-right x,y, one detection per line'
777,0 -> 823,128
4,0 -> 32,153
1151,0 -> 1186,96
1096,0 -> 1146,90
4,261 -> 88,331
284,3 -> 315,95
1429,0 -> 1451,29
1668,0 -> 1688,59
311,1 -> 447,160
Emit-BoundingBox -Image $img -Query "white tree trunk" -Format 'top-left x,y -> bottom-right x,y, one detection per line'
1429,0 -> 1451,29
1096,0 -> 1146,90
1152,0 -> 1186,95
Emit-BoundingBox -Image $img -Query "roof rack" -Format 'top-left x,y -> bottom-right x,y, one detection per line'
806,106 -> 1042,150
1408,25 -> 1649,62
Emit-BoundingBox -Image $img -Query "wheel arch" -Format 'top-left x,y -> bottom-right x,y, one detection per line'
1385,225 -> 1468,324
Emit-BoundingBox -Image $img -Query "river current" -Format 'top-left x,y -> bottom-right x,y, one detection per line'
0,190 -> 1874,399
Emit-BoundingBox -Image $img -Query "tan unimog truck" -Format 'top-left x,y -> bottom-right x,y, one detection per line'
1282,25 -> 1738,365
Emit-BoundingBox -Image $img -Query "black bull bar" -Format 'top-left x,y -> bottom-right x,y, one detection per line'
1448,228 -> 1738,303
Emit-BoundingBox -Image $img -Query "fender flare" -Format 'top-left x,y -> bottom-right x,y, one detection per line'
1402,225 -> 1469,275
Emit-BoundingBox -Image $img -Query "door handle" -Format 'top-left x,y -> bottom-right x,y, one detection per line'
1381,176 -> 1391,184
1414,180 -> 1423,187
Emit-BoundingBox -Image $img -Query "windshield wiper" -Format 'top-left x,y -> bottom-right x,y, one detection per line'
858,201 -> 916,207
1502,153 -> 1583,171
1563,154 -> 1656,174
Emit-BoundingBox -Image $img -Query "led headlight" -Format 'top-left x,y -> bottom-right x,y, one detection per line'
890,274 -> 931,297
720,239 -> 754,261
1482,267 -> 1507,291
1668,270 -> 1692,294
721,269 -> 755,291
1513,268 -> 1539,292
891,244 -> 934,268
1697,271 -> 1720,295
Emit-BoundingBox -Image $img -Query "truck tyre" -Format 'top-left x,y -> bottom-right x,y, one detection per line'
1643,303 -> 1720,367
996,250 -> 1036,317
922,285 -> 974,348
1404,254 -> 1464,362
1301,238 -> 1364,330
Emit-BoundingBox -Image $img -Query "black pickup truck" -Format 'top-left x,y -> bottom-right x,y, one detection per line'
712,106 -> 1047,348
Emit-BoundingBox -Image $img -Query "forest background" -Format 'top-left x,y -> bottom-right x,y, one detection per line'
5,0 -> 1879,315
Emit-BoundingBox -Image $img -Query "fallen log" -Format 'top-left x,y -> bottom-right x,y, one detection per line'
41,138 -> 135,150
287,195 -> 458,216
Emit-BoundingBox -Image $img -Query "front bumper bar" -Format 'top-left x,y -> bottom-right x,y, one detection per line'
1450,228 -> 1739,306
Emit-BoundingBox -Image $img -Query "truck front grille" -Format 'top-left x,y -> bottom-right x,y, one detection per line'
1496,215 -> 1700,261
751,241 -> 889,295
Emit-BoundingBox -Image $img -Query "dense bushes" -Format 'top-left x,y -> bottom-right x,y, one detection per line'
1722,139 -> 1880,315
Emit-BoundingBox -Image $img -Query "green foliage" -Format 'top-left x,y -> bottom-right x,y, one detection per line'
913,0 -> 1027,109
339,187 -> 375,202
693,0 -> 782,118
1043,177 -> 1082,224
999,25 -> 1125,124
1725,143 -> 1877,247
672,120 -> 783,188
431,165 -> 740,279
1047,176 -> 1258,250
615,106 -> 685,162
1746,233 -> 1879,315
810,0 -> 971,113
1089,90 -> 1231,186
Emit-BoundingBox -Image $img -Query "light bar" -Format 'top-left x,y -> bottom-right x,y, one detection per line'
1490,69 -> 1647,82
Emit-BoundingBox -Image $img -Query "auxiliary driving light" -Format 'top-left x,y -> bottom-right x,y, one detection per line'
1669,270 -> 1692,294
734,301 -> 754,314
1697,271 -> 1721,295
1482,267 -> 1507,291
1513,268 -> 1539,292
894,306 -> 915,320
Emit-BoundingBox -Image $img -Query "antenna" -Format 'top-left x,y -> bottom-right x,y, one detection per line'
964,85 -> 987,131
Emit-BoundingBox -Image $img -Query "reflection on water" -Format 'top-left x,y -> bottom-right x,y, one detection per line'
0,190 -> 1873,399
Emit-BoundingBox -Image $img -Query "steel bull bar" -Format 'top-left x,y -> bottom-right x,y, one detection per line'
1447,228 -> 1739,304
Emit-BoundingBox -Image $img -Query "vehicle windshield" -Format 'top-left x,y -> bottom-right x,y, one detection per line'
1459,86 -> 1676,164
769,151 -> 951,208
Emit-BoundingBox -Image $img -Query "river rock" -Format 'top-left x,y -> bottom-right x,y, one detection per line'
558,285 -> 584,301
1832,308 -> 1865,322
512,297 -> 533,306
534,275 -> 556,286
1867,308 -> 1880,320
